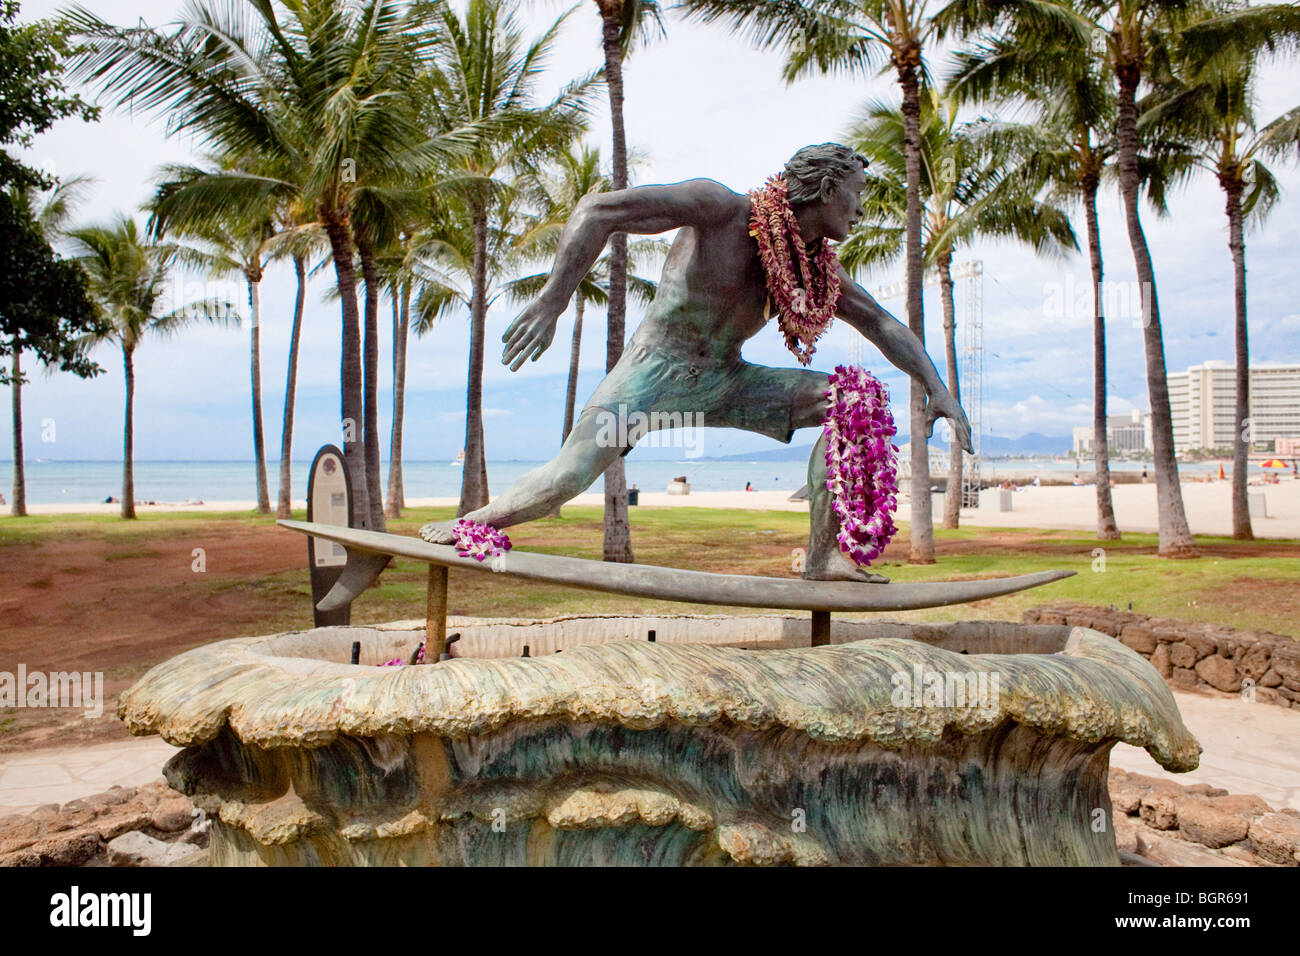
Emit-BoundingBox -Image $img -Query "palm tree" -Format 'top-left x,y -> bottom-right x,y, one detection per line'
350,188 -> 419,532
935,0 -> 1204,556
268,216 -> 323,520
1143,8 -> 1300,539
420,0 -> 593,517
408,184 -> 542,366
840,93 -> 1077,529
149,164 -> 276,514
681,0 -> 947,563
945,25 -> 1125,538
6,175 -> 96,517
66,0 -> 477,529
68,215 -> 236,519
380,234 -> 415,519
587,0 -> 664,562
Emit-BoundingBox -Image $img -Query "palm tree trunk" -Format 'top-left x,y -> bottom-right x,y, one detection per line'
121,344 -> 136,520
322,208 -> 372,529
277,253 -> 306,520
357,235 -> 386,531
898,55 -> 934,563
938,251 -> 962,530
601,9 -> 633,563
1115,67 -> 1196,557
459,209 -> 491,516
1225,179 -> 1252,539
248,274 -> 271,514
562,293 -> 585,443
386,281 -> 410,519
10,343 -> 26,517
1085,179 -> 1120,540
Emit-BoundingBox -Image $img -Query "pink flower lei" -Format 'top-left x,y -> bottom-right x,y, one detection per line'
451,518 -> 512,561
748,175 -> 842,366
823,365 -> 899,566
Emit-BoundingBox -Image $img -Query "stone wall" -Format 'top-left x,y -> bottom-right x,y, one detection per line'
1111,768 -> 1300,866
1024,603 -> 1299,709
0,781 -> 207,867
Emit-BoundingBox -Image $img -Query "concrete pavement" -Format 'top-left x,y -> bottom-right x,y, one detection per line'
1110,685 -> 1300,811
0,738 -> 179,815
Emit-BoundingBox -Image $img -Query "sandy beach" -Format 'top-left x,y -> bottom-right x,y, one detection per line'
19,477 -> 1300,538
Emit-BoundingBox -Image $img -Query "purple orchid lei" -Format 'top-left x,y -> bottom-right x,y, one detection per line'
381,643 -> 425,667
451,518 -> 512,562
823,365 -> 899,566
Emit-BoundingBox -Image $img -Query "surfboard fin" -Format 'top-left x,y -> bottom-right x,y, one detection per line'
318,548 -> 392,612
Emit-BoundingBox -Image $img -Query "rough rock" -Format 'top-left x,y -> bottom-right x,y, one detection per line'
1182,630 -> 1219,660
1247,813 -> 1300,866
1195,655 -> 1241,693
1150,643 -> 1172,678
1135,831 -> 1243,867
1139,792 -> 1180,830
1238,643 -> 1273,681
1120,624 -> 1158,655
95,810 -> 155,842
1178,795 -> 1271,848
150,798 -> 196,833
60,786 -> 134,813
1255,687 -> 1285,706
1170,642 -> 1198,669
1220,843 -> 1262,865
30,832 -> 101,866
1171,667 -> 1198,688
1261,668 -> 1283,688
106,831 -> 193,867
1271,643 -> 1300,683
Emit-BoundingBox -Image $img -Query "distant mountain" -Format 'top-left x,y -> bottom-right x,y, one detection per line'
712,432 -> 1072,461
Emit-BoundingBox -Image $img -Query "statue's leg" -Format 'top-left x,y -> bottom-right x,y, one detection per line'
802,432 -> 889,584
784,380 -> 889,584
420,406 -> 628,544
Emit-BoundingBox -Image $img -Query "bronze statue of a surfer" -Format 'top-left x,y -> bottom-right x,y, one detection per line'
419,143 -> 972,583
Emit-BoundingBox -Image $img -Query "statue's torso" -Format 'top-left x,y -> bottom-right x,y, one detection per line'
632,194 -> 774,366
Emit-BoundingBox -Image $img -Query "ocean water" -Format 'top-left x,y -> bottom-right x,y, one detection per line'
2,455 -> 1223,505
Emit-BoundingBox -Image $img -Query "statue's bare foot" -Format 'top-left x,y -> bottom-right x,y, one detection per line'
803,551 -> 889,584
418,520 -> 458,545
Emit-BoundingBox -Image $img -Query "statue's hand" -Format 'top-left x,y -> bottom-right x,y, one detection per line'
502,300 -> 560,372
925,387 -> 974,455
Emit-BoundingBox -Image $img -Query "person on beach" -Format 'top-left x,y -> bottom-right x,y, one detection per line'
745,481 -> 754,492
419,143 -> 971,583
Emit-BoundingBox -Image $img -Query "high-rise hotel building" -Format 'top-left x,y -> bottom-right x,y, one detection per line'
1167,360 -> 1300,452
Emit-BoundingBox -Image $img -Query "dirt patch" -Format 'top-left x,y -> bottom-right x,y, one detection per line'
0,522 -> 310,754
1202,576 -> 1300,626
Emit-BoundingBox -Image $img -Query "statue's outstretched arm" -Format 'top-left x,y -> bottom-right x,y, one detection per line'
502,179 -> 736,370
834,267 -> 974,454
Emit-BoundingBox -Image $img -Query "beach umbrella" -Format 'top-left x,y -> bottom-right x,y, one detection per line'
1259,459 -> 1287,469
1218,463 -> 1225,480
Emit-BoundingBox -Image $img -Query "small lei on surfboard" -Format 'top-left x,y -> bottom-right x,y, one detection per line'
749,175 -> 899,567
451,518 -> 512,560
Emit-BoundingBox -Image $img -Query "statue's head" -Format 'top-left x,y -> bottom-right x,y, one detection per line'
783,143 -> 869,242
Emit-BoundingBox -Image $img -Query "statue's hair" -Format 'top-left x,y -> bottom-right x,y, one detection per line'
782,143 -> 869,204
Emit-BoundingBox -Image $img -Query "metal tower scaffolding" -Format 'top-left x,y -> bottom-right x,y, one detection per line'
954,260 -> 983,507
867,260 -> 984,509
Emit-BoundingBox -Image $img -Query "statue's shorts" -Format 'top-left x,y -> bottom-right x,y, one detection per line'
582,338 -> 831,456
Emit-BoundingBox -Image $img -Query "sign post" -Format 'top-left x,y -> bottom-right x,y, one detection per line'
306,444 -> 354,626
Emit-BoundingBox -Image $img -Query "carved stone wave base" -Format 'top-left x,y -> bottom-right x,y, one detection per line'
122,620 -> 1201,866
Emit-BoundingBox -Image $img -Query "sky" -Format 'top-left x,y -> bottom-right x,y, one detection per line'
6,0 -> 1300,464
